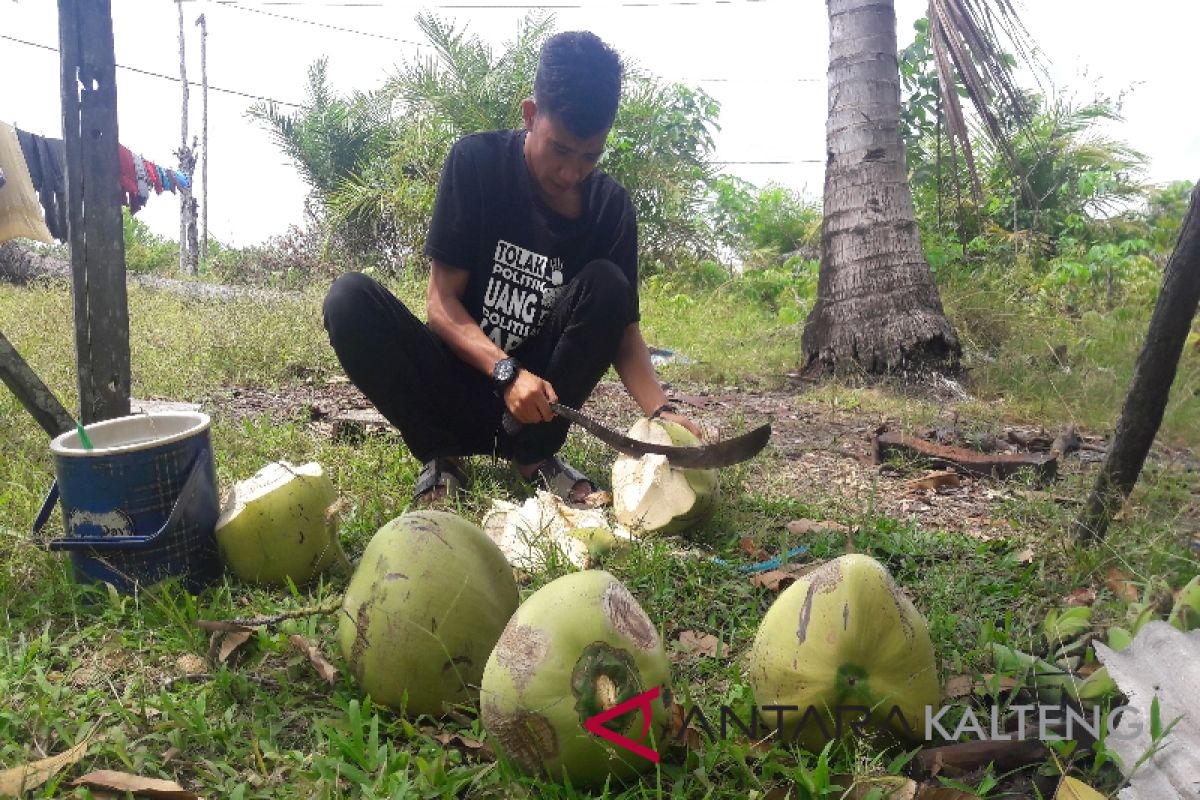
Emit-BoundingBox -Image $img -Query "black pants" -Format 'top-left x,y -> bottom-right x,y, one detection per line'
322,260 -> 635,465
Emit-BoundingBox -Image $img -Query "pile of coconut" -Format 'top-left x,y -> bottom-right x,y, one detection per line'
211,423 -> 942,789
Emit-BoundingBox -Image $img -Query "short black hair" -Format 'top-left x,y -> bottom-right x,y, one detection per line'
533,31 -> 623,138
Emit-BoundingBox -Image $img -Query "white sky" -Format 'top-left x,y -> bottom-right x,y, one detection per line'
2,0 -> 1196,247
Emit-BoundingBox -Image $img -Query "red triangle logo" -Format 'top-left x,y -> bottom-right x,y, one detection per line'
583,685 -> 661,763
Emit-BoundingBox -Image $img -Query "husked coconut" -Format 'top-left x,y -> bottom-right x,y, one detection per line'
215,460 -> 349,586
338,510 -> 519,716
611,418 -> 717,535
481,490 -> 632,570
748,554 -> 939,749
481,570 -> 672,787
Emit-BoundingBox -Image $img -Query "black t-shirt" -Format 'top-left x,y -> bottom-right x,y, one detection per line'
423,129 -> 639,353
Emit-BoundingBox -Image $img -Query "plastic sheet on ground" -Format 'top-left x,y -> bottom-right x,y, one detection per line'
1093,621 -> 1200,800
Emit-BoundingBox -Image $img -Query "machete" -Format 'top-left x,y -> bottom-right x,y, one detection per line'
504,403 -> 771,469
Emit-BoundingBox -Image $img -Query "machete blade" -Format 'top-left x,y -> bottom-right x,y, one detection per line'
551,403 -> 770,468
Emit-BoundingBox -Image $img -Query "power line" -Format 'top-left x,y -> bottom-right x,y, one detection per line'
0,35 -> 820,165
0,33 -> 308,108
217,4 -> 426,46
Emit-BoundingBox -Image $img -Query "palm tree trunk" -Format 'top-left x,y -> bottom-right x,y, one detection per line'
803,0 -> 960,373
1071,182 -> 1200,541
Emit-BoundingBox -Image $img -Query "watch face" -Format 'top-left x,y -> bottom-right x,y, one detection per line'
495,359 -> 516,384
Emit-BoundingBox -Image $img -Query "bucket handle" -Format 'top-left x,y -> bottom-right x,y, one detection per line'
31,449 -> 212,552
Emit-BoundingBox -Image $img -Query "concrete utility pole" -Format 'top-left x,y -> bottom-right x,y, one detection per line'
175,0 -> 198,275
57,0 -> 130,423
196,12 -> 208,264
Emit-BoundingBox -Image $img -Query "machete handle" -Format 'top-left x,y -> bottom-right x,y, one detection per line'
501,410 -> 524,437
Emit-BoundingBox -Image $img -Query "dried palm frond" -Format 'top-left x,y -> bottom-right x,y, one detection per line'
927,0 -> 1043,205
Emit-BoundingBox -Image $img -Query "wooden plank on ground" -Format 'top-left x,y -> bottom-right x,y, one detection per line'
59,0 -> 130,424
874,430 -> 1058,482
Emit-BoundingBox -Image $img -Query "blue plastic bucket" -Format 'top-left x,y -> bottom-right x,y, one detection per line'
31,412 -> 222,594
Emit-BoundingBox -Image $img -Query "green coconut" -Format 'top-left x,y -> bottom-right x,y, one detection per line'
215,460 -> 349,586
747,554 -> 939,750
338,510 -> 519,716
480,570 -> 672,787
612,418 -> 718,535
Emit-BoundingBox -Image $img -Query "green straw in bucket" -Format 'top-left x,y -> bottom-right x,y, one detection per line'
75,421 -> 94,451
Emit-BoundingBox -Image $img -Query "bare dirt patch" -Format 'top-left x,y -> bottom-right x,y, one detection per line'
195,375 -> 1199,543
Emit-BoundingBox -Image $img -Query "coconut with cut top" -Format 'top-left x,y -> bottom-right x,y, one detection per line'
611,417 -> 718,535
215,460 -> 348,586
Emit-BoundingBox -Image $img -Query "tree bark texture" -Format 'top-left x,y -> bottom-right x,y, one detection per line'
1073,182 -> 1200,541
196,12 -> 208,265
176,0 -> 198,275
58,0 -> 131,424
802,0 -> 960,373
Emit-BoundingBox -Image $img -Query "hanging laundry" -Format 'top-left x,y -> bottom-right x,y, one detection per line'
142,157 -> 162,194
117,144 -> 142,213
174,170 -> 191,190
15,127 -> 68,241
0,121 -> 54,244
34,137 -> 67,240
131,153 -> 150,208
156,164 -> 173,194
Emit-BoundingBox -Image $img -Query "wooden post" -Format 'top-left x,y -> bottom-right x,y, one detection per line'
196,12 -> 208,265
1071,183 -> 1200,541
176,0 -> 198,275
58,0 -> 130,424
0,331 -> 75,437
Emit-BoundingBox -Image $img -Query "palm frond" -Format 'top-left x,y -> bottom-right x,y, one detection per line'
927,0 -> 1043,204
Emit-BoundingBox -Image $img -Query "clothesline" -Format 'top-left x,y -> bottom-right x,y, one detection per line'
0,120 -> 192,245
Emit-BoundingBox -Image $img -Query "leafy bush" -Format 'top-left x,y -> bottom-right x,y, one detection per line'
206,225 -> 346,289
122,209 -> 177,274
708,176 -> 821,270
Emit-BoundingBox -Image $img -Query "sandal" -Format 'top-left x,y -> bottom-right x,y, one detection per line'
523,455 -> 595,505
412,457 -> 468,506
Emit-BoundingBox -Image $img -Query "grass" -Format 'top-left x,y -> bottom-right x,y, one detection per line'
0,268 -> 1196,798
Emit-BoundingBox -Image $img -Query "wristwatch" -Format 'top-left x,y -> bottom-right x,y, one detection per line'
492,356 -> 521,396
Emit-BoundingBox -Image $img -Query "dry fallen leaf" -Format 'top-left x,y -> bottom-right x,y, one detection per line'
786,518 -> 849,536
830,774 -> 918,800
916,786 -> 979,800
1017,547 -> 1036,564
288,634 -> 340,686
1061,588 -> 1097,607
1054,775 -> 1107,800
750,562 -> 819,593
675,630 -> 722,658
195,619 -> 255,634
0,729 -> 95,796
212,629 -> 254,665
1104,568 -> 1141,601
738,536 -> 770,561
942,675 -> 975,699
907,470 -> 961,493
72,770 -> 199,799
429,731 -> 495,761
